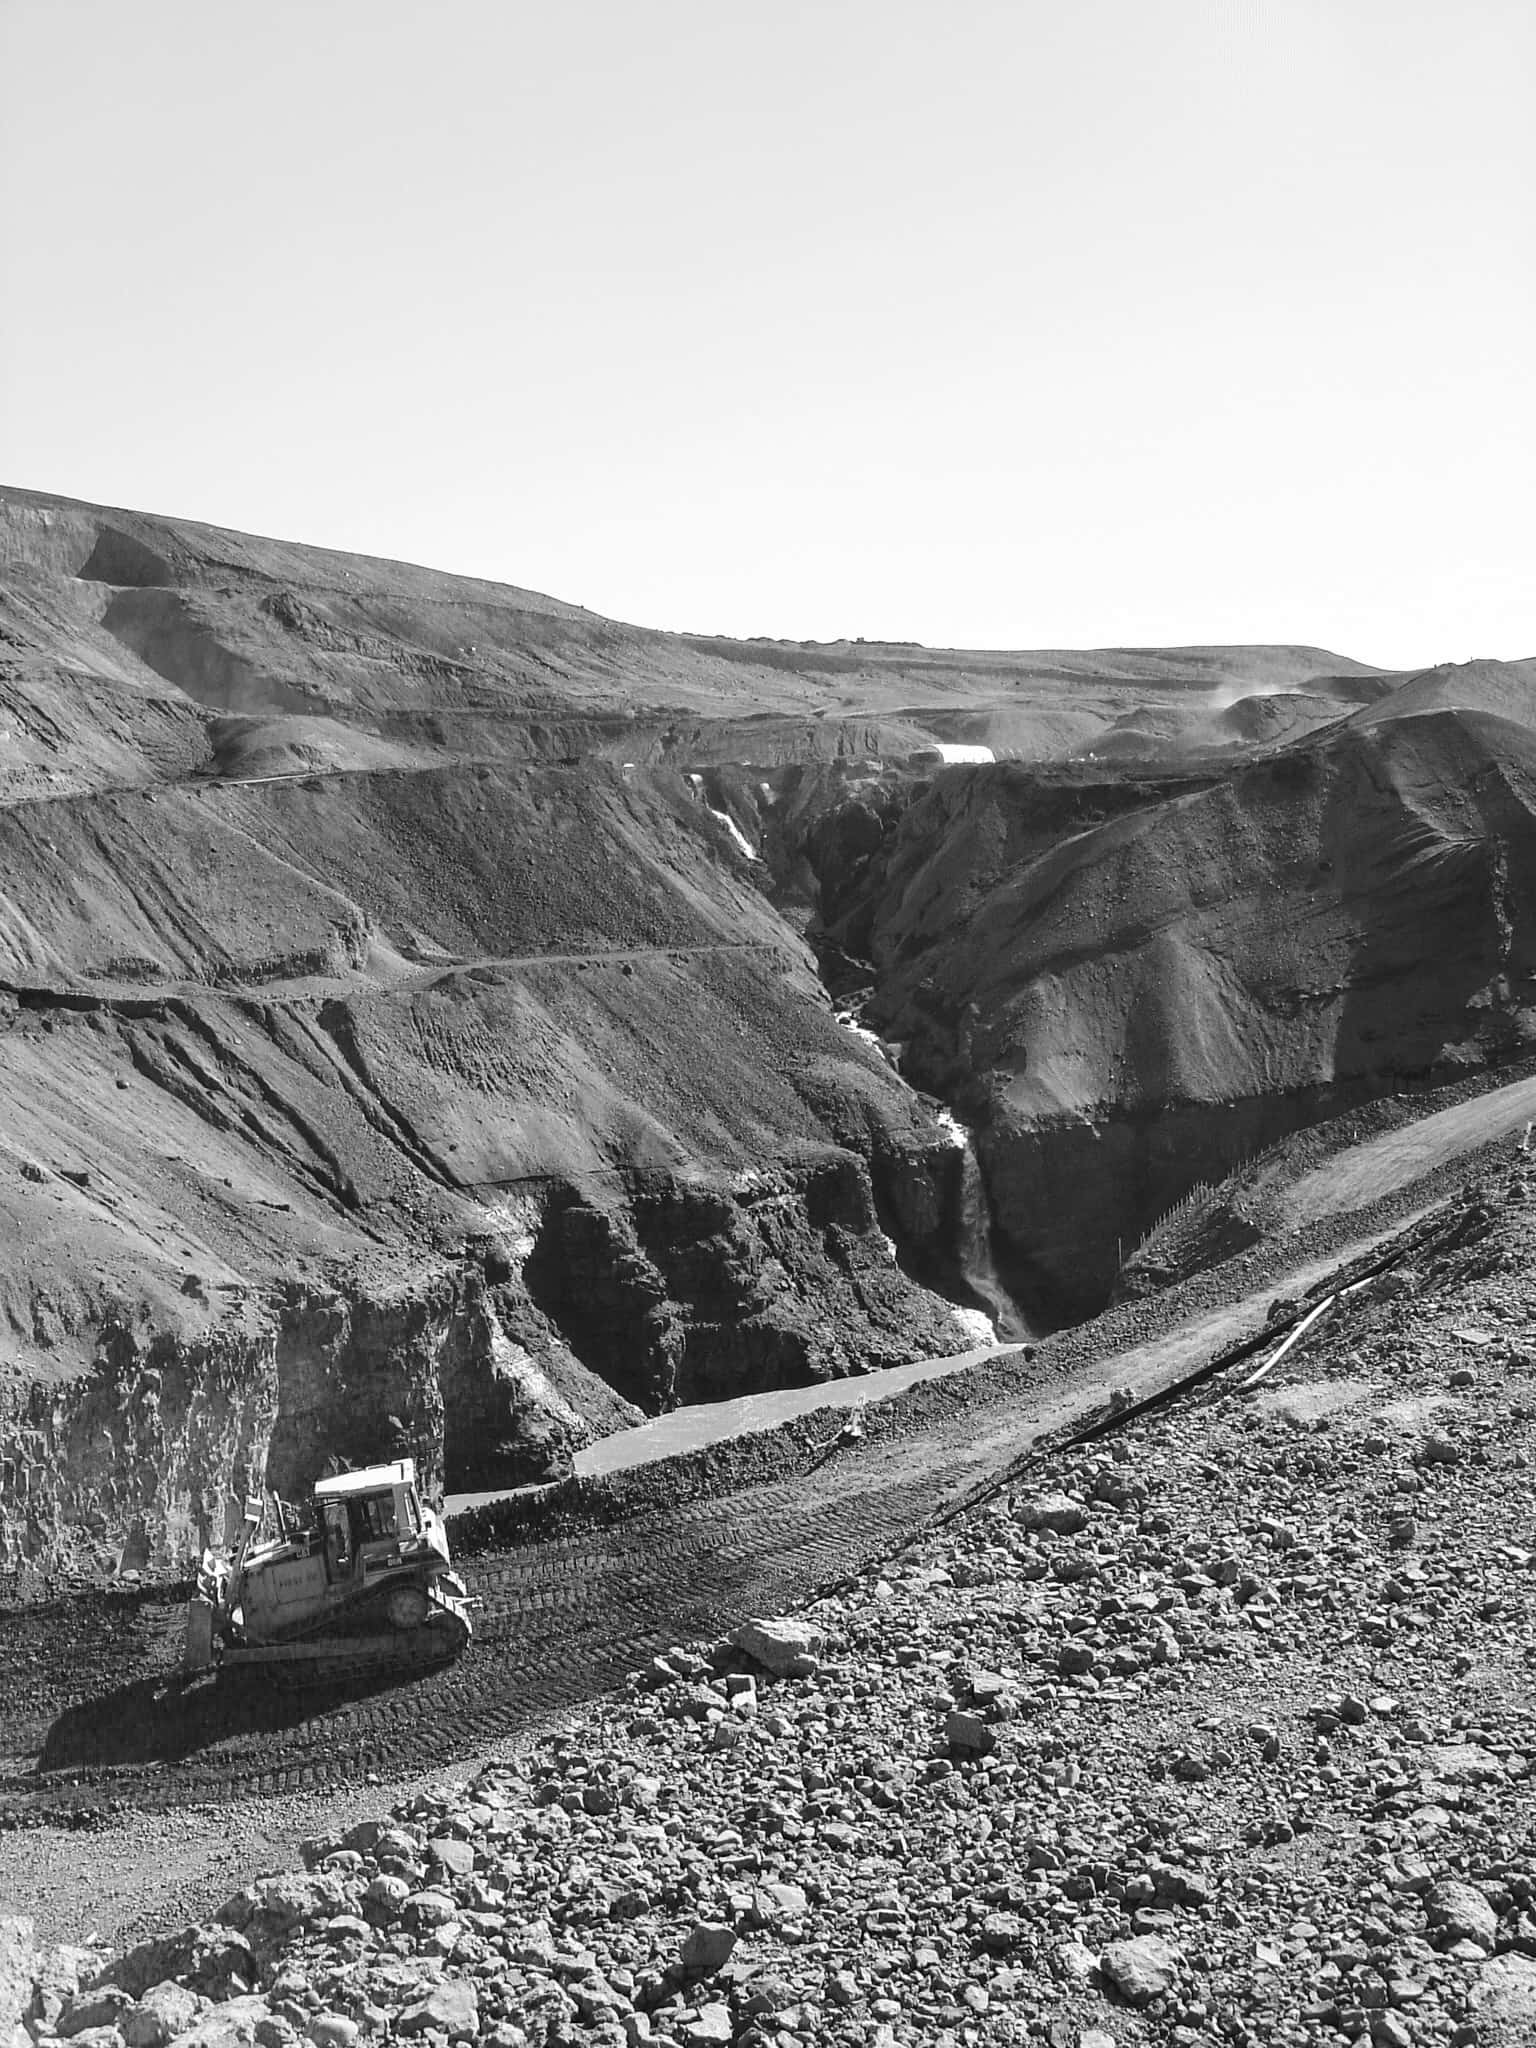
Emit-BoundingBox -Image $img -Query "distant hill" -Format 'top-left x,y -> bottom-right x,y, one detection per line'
0,484 -> 1380,797
1352,655 -> 1536,729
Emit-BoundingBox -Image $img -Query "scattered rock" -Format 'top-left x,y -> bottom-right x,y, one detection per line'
978,1912 -> 1027,1955
681,2006 -> 731,2046
1420,1429 -> 1463,1466
679,1924 -> 736,1974
1424,1879 -> 1499,1952
944,1708 -> 997,1757
728,1618 -> 820,1678
1015,1491 -> 1090,1534
1425,1742 -> 1505,1784
427,1838 -> 476,1880
307,2018 -> 358,2048
1099,1934 -> 1181,2005
396,1980 -> 479,2041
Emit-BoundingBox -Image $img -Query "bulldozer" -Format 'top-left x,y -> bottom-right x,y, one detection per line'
183,1458 -> 472,1684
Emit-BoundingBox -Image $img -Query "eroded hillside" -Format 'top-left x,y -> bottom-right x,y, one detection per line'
810,695 -> 1536,1322
0,482 -> 1482,1578
0,744 -> 989,1574
0,493 -> 994,1575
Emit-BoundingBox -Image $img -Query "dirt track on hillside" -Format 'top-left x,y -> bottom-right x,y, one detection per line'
0,994 -> 1512,1868
0,1199 -> 1444,1834
0,1356 -> 1066,1829
1278,1070 -> 1536,1224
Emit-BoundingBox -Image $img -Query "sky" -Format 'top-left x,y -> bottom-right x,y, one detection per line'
2,0 -> 1532,668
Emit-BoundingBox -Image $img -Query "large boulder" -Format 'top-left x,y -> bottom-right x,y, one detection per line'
58,1990 -> 133,2038
33,1946 -> 104,2036
216,1876 -> 352,1951
729,1617 -> 821,1678
680,1924 -> 736,1974
121,1985 -> 206,2048
1474,1954 -> 1536,2044
1015,1492 -> 1090,1535
157,1995 -> 270,2048
1424,1878 -> 1499,1952
395,1980 -> 478,2042
1099,1934 -> 1181,2005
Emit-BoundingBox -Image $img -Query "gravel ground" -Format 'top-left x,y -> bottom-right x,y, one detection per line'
6,1162 -> 1536,2046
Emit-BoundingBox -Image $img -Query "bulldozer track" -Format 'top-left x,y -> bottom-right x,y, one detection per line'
0,1196 -> 1475,1831
0,1461 -> 981,1828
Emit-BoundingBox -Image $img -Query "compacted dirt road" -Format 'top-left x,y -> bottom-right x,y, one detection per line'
1279,1073 -> 1536,1227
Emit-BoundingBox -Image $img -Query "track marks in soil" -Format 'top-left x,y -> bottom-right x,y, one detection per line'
0,1189 -> 1486,1829
0,1445 -> 986,1825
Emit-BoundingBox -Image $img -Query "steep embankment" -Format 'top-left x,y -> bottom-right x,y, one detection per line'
814,700 -> 1536,1322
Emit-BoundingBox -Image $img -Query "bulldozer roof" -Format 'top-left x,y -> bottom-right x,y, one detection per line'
313,1458 -> 418,1499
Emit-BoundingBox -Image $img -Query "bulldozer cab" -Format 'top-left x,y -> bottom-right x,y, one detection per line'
313,1459 -> 429,1585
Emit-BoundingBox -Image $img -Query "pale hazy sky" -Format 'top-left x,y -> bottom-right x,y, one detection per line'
3,0 -> 1531,667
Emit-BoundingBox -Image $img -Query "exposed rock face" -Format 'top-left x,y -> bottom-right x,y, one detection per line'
524,1153 -> 957,1410
0,1139 -> 970,1575
0,1319 -> 276,1578
262,1263 -> 606,1504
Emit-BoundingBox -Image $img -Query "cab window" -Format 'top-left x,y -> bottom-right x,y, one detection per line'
353,1492 -> 398,1543
322,1500 -> 352,1579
